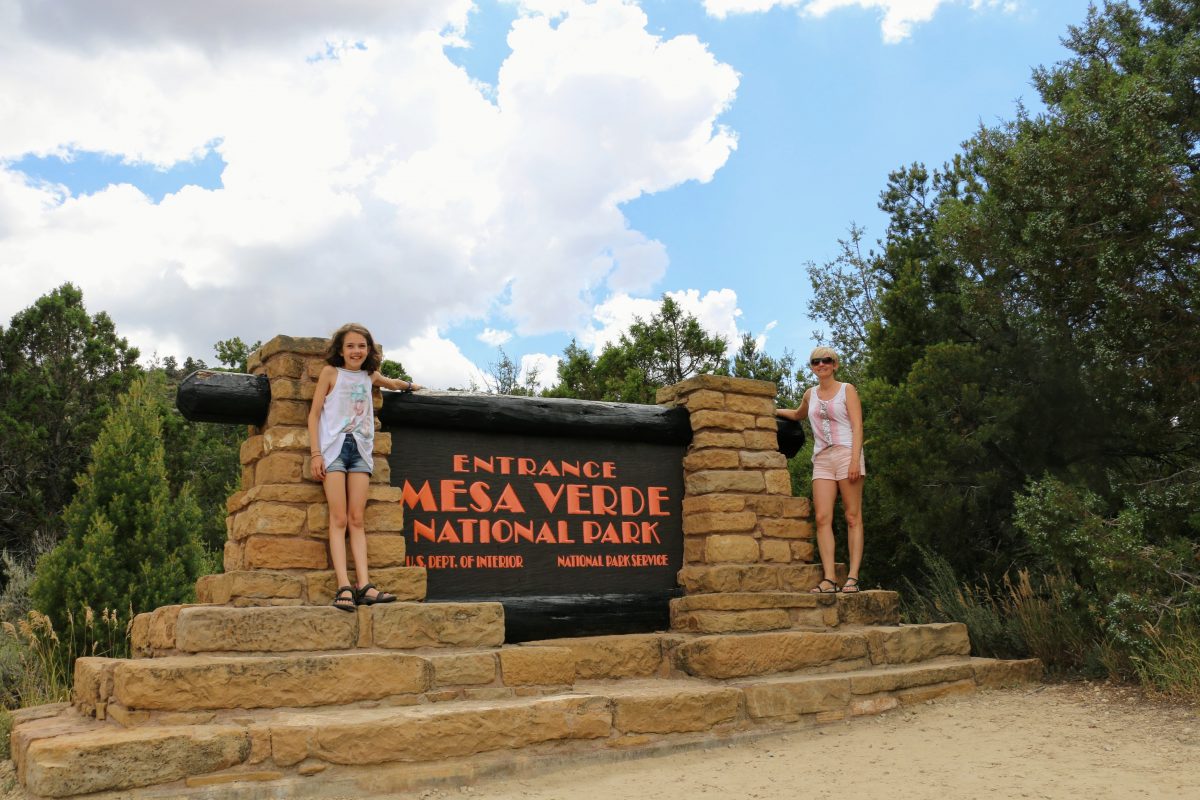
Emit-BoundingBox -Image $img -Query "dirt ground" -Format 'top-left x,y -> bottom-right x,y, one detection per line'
431,682 -> 1198,800
3,682 -> 1195,799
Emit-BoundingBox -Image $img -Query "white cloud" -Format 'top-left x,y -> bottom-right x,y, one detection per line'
580,288 -> 743,355
0,0 -> 739,363
477,328 -> 513,347
520,352 -> 560,393
388,328 -> 486,391
703,0 -> 1015,43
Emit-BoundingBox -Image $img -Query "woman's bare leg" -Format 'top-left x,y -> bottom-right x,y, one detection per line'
345,472 -> 373,593
323,472 -> 353,595
838,475 -> 865,585
811,478 -> 839,585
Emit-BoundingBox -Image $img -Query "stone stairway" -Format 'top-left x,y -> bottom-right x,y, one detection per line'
10,593 -> 1041,799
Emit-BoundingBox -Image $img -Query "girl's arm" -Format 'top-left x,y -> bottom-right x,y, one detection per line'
774,388 -> 810,422
372,372 -> 422,392
845,383 -> 864,481
307,365 -> 337,481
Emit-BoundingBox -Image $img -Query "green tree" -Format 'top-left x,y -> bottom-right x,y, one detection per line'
484,348 -> 540,396
31,375 -> 206,641
379,359 -> 411,381
0,284 -> 140,560
805,223 -> 883,376
728,333 -> 802,407
548,295 -> 729,403
213,337 -> 262,372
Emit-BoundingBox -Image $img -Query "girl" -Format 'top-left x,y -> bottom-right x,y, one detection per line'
776,347 -> 866,593
308,323 -> 422,611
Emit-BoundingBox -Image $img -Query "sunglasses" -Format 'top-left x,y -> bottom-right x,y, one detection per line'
810,357 -> 836,366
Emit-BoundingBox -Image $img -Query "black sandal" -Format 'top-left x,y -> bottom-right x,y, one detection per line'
841,577 -> 861,594
355,582 -> 397,605
810,578 -> 839,594
332,586 -> 357,612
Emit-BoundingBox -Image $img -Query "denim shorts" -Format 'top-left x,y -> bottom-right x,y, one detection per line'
326,434 -> 372,474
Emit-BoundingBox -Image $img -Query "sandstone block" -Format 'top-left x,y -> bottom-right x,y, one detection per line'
760,539 -> 792,563
264,400 -> 310,429
226,489 -> 251,514
223,539 -> 245,571
865,623 -> 972,665
146,605 -> 184,651
668,375 -> 777,397
231,502 -> 306,540
246,484 -> 327,504
244,536 -> 328,570
742,430 -> 779,450
678,565 -> 778,593
175,606 -> 358,653
73,658 -> 117,715
266,377 -> 307,401
691,431 -> 746,449
757,519 -> 813,539
195,574 -> 228,604
254,451 -> 306,485
686,470 -> 765,495
113,653 -> 432,711
682,450 -> 741,471
263,426 -> 309,452
683,538 -> 705,563
655,384 -> 679,405
742,675 -> 850,719
374,432 -> 392,455
257,335 -> 328,362
226,570 -> 305,601
671,609 -> 791,634
344,534 -> 406,568
838,591 -> 900,626
674,631 -> 868,679
371,602 -> 504,649
850,695 -> 901,716
264,353 -> 308,380
764,469 -> 794,495
704,535 -> 761,563
23,725 -> 249,798
682,494 -> 746,515
429,652 -> 497,687
896,679 -> 976,705
672,592 -> 823,612
776,564 -> 826,592
307,503 -> 327,532
725,394 -> 776,415
848,663 -> 975,695
972,658 -> 1044,688
790,541 -> 816,562
739,451 -> 786,470
689,410 -> 757,432
240,465 -> 254,490
680,389 -> 725,410
308,695 -> 611,764
499,646 -> 575,686
682,511 -> 757,535
306,566 -> 426,605
612,686 -> 741,734
239,436 -> 265,465
523,634 -> 665,680
365,502 -> 406,532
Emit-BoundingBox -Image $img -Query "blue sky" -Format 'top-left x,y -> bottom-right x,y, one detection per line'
0,0 -> 1093,389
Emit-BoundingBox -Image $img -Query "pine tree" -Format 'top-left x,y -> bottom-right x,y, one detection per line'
31,374 -> 205,643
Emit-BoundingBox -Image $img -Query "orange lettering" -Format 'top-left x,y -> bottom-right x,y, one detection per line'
534,482 -> 565,512
493,484 -> 525,513
648,486 -> 670,515
440,480 -> 466,512
402,480 -> 437,511
469,482 -> 492,512
452,454 -> 469,473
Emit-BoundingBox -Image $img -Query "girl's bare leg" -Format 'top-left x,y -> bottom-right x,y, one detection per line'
323,472 -> 353,595
811,478 -> 839,585
345,472 -> 373,593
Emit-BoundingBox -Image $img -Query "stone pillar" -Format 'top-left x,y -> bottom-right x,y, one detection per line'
196,335 -> 422,607
657,375 -> 819,596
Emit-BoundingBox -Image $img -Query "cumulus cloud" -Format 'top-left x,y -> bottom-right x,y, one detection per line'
703,0 -> 1015,43
477,328 -> 513,347
0,0 -> 739,364
388,328 -> 486,391
581,288 -> 743,355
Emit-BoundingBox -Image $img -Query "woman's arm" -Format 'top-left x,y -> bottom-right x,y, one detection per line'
307,365 -> 336,481
774,388 -> 810,422
845,383 -> 864,481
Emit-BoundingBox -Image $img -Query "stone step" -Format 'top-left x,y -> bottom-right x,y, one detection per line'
669,589 -> 900,633
671,622 -> 971,680
194,567 -> 427,607
131,602 -> 504,657
74,645 -> 578,721
14,655 -> 1041,799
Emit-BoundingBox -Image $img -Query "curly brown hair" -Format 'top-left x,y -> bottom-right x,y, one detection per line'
325,322 -> 382,373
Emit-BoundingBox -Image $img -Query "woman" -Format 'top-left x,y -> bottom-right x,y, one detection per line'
776,347 -> 865,593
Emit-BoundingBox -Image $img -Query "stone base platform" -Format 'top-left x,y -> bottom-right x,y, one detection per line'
11,600 -> 1042,799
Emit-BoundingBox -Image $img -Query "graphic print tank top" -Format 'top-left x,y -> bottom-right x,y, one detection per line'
317,368 -> 375,470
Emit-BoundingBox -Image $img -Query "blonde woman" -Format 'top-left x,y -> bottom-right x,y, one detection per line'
776,347 -> 865,593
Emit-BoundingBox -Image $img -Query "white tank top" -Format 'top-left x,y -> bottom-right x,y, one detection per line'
318,368 -> 375,470
807,382 -> 853,458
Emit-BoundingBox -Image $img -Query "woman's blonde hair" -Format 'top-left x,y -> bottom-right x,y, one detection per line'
809,346 -> 838,365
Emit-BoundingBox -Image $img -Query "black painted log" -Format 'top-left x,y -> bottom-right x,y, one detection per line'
472,592 -> 680,643
176,371 -> 270,426
174,371 -> 806,454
